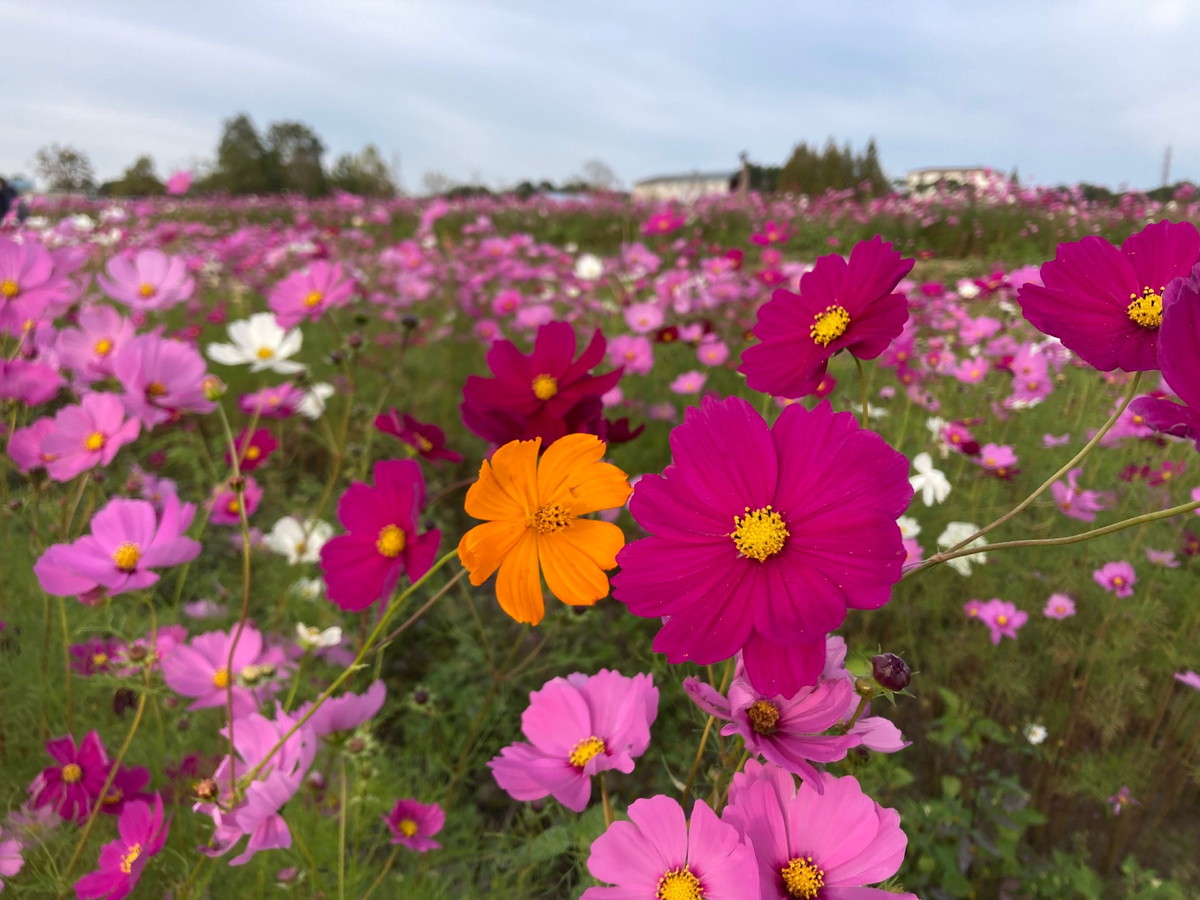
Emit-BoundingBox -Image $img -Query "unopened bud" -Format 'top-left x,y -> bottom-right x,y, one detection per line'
871,652 -> 911,691
202,375 -> 226,401
194,778 -> 218,802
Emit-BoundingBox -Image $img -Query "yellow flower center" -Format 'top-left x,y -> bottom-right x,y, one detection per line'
1112,576 -> 1124,587
656,866 -> 704,900
61,763 -> 83,783
376,524 -> 407,558
146,381 -> 167,398
304,290 -> 324,308
246,445 -> 261,460
227,499 -> 241,514
295,540 -> 308,556
399,818 -> 419,838
531,503 -> 571,535
103,787 -> 124,806
1127,287 -> 1163,328
112,542 -> 141,572
85,431 -> 106,452
94,338 -> 113,356
119,842 -> 143,875
416,435 -> 434,453
256,346 -> 275,359
212,666 -> 230,689
781,856 -> 825,899
93,652 -> 109,667
531,373 -> 558,400
730,505 -> 789,562
996,615 -> 1009,626
138,282 -> 155,298
747,699 -> 781,735
809,304 -> 851,346
0,279 -> 18,298
568,735 -> 606,768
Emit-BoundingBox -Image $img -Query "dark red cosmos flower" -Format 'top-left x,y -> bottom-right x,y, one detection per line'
375,409 -> 464,463
1130,264 -> 1200,446
1017,220 -> 1200,372
225,427 -> 277,472
460,321 -> 623,446
739,236 -> 914,399
32,731 -> 110,822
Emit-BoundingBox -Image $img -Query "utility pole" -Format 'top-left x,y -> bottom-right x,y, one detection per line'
391,150 -> 403,195
1162,145 -> 1172,188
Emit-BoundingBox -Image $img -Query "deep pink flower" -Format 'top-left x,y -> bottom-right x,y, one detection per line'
461,321 -> 623,445
374,409 -> 463,463
161,625 -> 282,716
977,443 -> 1018,479
74,794 -> 169,900
35,495 -> 200,597
751,220 -> 789,246
1108,786 -> 1138,815
268,260 -> 354,329
98,249 -> 195,311
30,731 -> 110,822
582,796 -> 756,900
975,599 -> 1028,644
208,476 -> 263,526
740,237 -> 914,398
382,799 -> 445,853
1043,593 -> 1077,619
225,427 -> 278,471
723,761 -> 916,899
111,334 -> 216,427
1130,264 -> 1200,446
1017,220 -> 1199,371
41,392 -> 141,482
489,670 -> 658,813
613,396 -> 911,698
1051,468 -> 1109,523
1094,560 -> 1136,598
165,170 -> 192,195
319,460 -> 441,611
641,210 -> 686,237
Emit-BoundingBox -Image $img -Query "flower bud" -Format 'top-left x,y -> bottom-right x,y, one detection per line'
202,375 -> 227,401
194,778 -> 218,802
871,652 -> 911,691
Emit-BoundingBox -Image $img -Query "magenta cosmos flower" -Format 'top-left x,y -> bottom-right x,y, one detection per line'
74,794 -> 169,900
35,495 -> 200,597
740,236 -> 914,398
30,731 -> 110,822
583,796 -> 756,900
460,320 -> 623,445
111,334 -> 216,427
382,798 -> 445,852
98,249 -> 195,311
613,396 -> 912,698
1016,220 -> 1199,372
374,409 -> 464,463
1051,467 -> 1108,523
319,459 -> 441,611
268,260 -> 355,329
724,761 -> 916,900
40,392 -> 141,482
975,599 -> 1028,645
1130,264 -> 1200,446
162,625 -> 284,717
489,669 -> 658,813
1094,560 -> 1136,598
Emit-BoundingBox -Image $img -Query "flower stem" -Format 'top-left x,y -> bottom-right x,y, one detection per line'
854,356 -> 870,428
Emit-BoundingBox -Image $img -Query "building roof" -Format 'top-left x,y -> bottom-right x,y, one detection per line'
907,166 -> 989,174
634,171 -> 737,186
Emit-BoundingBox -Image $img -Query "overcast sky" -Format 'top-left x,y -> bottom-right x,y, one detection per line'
4,0 -> 1198,192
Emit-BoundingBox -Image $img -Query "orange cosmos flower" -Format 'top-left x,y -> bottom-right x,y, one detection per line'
457,433 -> 632,625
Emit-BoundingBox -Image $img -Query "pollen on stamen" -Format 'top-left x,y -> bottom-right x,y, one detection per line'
747,699 -> 781,735
531,373 -> 558,400
138,282 -> 156,298
84,431 -> 106,452
730,505 -> 789,562
568,735 -> 606,768
112,542 -> 141,572
809,304 -> 851,346
1126,286 -> 1163,329
304,290 -> 324,308
780,856 -> 825,899
531,502 -> 571,535
376,523 -> 407,558
0,279 -> 19,298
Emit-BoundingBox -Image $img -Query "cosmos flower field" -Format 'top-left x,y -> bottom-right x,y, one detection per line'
1,182 -> 1199,897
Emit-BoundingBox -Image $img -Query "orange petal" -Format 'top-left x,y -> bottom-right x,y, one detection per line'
565,461 -> 633,515
537,433 -> 607,500
464,439 -> 540,521
539,518 -> 625,607
457,519 -> 528,585
495,530 -> 545,625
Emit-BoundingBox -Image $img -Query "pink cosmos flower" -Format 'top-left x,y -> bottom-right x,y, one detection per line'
165,170 -> 192,195
489,670 -> 658,813
1108,786 -> 1138,815
56,305 -> 135,383
112,334 -> 216,427
98,249 -> 195,311
1094,560 -> 1136,598
607,333 -> 654,375
624,301 -> 664,334
208,476 -> 263,526
0,832 -> 22,890
40,392 -> 141,482
0,237 -> 71,335
977,443 -> 1018,479
238,383 -> 306,419
1146,548 -> 1180,568
161,625 -> 283,717
319,460 -> 441,611
697,336 -> 729,367
268,260 -> 355,329
641,210 -> 686,237
614,396 -> 911,698
1051,468 -> 1109,522
75,794 -> 169,900
1,358 -> 64,406
1175,671 -> 1200,691
8,417 -> 58,473
975,599 -> 1028,644
953,356 -> 990,384
751,219 -> 790,246
670,370 -> 707,394
35,495 -> 200,597
226,427 -> 278,471
1016,220 -> 1199,371
723,761 -> 916,900
582,796 -> 756,900
382,799 -> 445,853
196,709 -> 317,865
1043,593 -> 1077,619
740,236 -> 914,398
297,680 -> 386,738
1043,433 -> 1071,447
30,731 -> 110,822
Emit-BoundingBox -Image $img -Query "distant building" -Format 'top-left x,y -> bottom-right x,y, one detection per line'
632,171 -> 737,202
905,166 -> 1002,193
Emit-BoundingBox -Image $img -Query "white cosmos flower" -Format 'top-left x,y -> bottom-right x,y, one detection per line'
296,623 -> 343,650
207,312 -> 306,375
897,516 -> 922,540
297,382 -> 335,420
1024,723 -> 1048,745
936,522 -> 988,576
265,516 -> 333,565
910,452 -> 952,506
574,252 -> 604,281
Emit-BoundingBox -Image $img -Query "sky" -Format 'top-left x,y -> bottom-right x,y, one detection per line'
3,0 -> 1199,193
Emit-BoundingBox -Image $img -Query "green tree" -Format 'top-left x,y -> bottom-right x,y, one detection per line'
102,155 -> 165,197
266,121 -> 327,196
329,144 -> 396,197
34,143 -> 96,193
211,113 -> 274,194
778,138 -> 887,197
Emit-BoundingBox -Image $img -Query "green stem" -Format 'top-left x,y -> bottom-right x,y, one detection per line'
854,355 -> 870,429
361,846 -> 402,900
57,597 -> 74,734
337,754 -> 348,900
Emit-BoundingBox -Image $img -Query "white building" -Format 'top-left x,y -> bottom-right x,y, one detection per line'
905,166 -> 1003,193
632,171 -> 736,202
